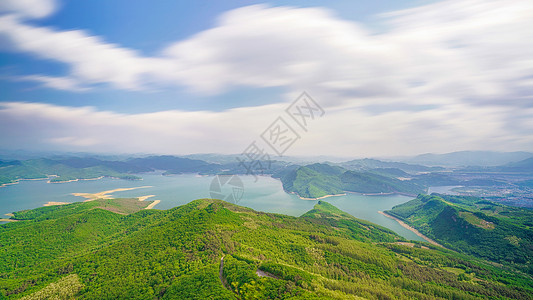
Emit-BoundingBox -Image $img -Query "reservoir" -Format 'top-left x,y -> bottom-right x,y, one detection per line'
0,173 -> 423,241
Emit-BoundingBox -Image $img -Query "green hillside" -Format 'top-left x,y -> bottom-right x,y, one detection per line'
0,158 -> 141,185
339,158 -> 443,173
341,171 -> 424,195
386,194 -> 533,274
280,163 -> 425,199
280,163 -> 345,198
1,198 -> 531,299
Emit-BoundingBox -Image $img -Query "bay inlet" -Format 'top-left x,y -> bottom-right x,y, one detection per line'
0,173 -> 424,241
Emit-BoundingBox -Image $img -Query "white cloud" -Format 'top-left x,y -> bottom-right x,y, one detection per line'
157,0 -> 533,106
0,15 -> 163,91
0,101 -> 531,157
0,0 -> 57,19
0,102 -> 276,154
10,74 -> 89,92
160,4 -> 401,97
381,0 -> 533,103
1,1 -> 532,155
1,0 -> 532,106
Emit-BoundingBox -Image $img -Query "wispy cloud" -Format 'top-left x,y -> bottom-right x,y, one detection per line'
1,0 -> 532,104
7,74 -> 90,92
0,0 -> 57,19
0,101 -> 531,156
0,0 -> 532,155
0,15 -> 161,91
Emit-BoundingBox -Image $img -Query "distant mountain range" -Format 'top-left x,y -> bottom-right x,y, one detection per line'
404,151 -> 532,167
2,153 -> 531,196
339,158 -> 443,173
458,156 -> 533,174
0,155 -> 288,186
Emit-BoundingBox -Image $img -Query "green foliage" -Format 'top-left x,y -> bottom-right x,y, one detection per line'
340,171 -> 424,194
281,164 -> 344,198
280,163 -> 424,199
0,162 -> 47,184
11,198 -> 153,220
19,274 -> 83,300
1,198 -> 531,299
162,264 -> 235,300
339,158 -> 442,173
302,201 -> 399,243
0,158 -> 142,186
259,262 -> 313,287
387,194 -> 533,273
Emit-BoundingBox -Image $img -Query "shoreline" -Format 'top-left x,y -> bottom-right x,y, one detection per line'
378,211 -> 443,247
1,213 -> 17,222
41,191 -> 160,209
347,191 -> 418,197
298,193 -> 346,201
72,186 -> 153,201
144,200 -> 160,209
48,176 -> 105,184
0,218 -> 17,222
49,176 -> 142,184
293,190 -> 417,201
0,177 -> 49,188
44,201 -> 70,206
1,174 -> 143,188
137,195 -> 155,201
137,194 -> 160,209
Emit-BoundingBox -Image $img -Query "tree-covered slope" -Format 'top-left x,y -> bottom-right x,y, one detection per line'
386,194 -> 533,274
280,163 -> 345,198
301,201 -> 400,243
280,163 -> 425,198
341,170 -> 425,195
0,158 -> 142,185
0,155 -> 292,186
1,198 -> 532,299
340,158 -> 443,173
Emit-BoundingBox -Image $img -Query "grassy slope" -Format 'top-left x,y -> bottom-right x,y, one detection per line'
0,199 -> 531,299
386,194 -> 533,274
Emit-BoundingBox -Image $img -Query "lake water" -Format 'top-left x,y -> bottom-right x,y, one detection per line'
0,173 -> 423,241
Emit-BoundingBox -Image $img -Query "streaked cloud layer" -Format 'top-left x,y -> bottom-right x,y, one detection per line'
0,0 -> 532,156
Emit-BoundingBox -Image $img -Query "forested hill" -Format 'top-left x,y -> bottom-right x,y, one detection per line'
278,163 -> 426,199
386,194 -> 533,274
0,155 -> 290,186
1,198 -> 532,299
0,156 -> 220,185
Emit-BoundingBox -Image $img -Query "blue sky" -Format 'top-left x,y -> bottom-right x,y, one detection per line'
1,0 -> 438,113
0,0 -> 532,157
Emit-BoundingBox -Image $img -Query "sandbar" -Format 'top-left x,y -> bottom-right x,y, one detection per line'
293,192 -> 346,200
44,201 -> 70,206
144,200 -> 160,209
72,186 -> 153,201
0,219 -> 17,222
137,195 -> 155,201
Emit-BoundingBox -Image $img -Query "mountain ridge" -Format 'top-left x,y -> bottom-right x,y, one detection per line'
1,198 -> 531,299
386,194 -> 533,274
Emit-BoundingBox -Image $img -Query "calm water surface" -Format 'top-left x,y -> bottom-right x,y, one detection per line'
0,173 -> 423,241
